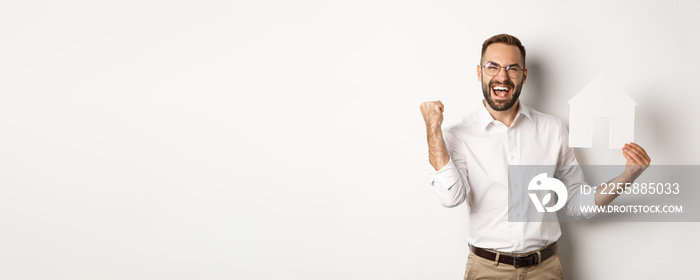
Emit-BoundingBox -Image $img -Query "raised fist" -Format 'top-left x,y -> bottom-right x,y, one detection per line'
420,100 -> 444,128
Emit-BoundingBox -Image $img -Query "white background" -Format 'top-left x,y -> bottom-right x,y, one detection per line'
1,0 -> 698,279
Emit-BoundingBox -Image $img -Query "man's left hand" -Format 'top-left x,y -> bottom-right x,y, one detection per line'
623,142 -> 651,176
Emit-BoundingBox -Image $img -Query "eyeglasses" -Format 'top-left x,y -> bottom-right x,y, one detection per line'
481,62 -> 525,78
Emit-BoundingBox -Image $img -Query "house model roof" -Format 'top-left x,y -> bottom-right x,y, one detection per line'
568,73 -> 637,106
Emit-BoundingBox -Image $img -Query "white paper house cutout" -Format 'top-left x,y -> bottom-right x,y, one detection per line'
568,74 -> 636,149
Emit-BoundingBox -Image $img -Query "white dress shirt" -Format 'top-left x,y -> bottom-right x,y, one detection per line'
430,102 -> 597,253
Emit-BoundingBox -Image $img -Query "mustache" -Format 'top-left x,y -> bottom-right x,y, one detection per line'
490,80 -> 515,88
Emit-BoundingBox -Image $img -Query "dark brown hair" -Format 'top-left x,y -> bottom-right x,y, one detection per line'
481,34 -> 526,66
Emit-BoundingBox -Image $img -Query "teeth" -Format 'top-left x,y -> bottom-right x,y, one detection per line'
494,86 -> 508,91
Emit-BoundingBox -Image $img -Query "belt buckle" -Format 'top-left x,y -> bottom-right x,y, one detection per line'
512,255 -> 529,268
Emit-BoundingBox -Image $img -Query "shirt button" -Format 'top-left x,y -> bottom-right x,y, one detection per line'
510,155 -> 515,160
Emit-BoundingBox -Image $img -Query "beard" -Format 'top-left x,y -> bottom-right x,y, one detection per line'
481,78 -> 523,111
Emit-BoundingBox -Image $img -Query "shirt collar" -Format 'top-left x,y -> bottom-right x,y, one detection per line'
476,101 -> 533,129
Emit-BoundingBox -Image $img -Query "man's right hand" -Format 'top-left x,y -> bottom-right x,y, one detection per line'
420,100 -> 444,129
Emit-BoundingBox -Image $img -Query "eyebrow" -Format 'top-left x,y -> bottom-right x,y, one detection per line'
485,61 -> 522,68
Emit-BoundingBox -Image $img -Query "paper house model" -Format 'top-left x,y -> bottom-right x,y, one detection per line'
568,74 -> 636,149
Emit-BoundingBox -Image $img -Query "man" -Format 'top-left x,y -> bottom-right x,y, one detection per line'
419,34 -> 651,280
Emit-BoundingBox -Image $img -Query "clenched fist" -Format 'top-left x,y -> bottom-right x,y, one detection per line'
420,101 -> 444,128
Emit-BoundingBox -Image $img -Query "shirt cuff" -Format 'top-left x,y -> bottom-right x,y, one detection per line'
580,185 -> 598,219
429,158 -> 460,190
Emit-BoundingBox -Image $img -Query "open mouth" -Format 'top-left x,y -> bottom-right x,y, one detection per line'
491,85 -> 512,99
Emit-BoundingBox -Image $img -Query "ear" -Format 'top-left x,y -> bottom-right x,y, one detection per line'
477,65 -> 482,83
522,68 -> 528,84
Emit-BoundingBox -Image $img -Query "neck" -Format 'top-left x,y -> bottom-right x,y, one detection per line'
483,99 -> 519,127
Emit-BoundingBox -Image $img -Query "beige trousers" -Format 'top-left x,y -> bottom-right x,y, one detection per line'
464,251 -> 564,280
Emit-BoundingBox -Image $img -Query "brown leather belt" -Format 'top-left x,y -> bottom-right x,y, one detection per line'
469,242 -> 557,268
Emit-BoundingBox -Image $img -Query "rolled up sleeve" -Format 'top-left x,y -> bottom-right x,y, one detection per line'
429,130 -> 469,208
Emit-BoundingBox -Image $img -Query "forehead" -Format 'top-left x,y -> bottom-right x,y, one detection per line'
482,43 -> 523,66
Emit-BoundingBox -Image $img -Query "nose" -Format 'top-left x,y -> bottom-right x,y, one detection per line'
495,67 -> 510,81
